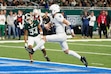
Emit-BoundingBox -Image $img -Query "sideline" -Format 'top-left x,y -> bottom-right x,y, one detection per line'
0,39 -> 111,43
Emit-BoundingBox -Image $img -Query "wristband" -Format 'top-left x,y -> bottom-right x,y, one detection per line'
69,25 -> 74,33
71,29 -> 74,33
69,25 -> 73,29
40,32 -> 43,35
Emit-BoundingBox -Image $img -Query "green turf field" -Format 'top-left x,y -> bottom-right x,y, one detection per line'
0,39 -> 111,68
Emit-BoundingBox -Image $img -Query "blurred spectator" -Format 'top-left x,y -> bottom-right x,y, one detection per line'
105,11 -> 111,37
107,23 -> 111,37
13,12 -> 18,38
11,0 -> 19,6
38,0 -> 46,6
3,9 -> 6,15
42,11 -> 51,35
7,11 -> 16,39
19,0 -> 25,6
44,1 -> 49,9
0,0 -> 111,7
1,2 -> 7,10
81,0 -> 87,7
48,0 -> 54,6
3,9 -> 7,38
105,11 -> 111,30
0,0 -> 3,6
81,11 -> 89,38
88,11 -> 96,38
70,0 -> 77,6
42,12 -> 50,25
0,10 -> 6,40
97,10 -> 108,38
16,10 -> 24,40
77,2 -> 82,7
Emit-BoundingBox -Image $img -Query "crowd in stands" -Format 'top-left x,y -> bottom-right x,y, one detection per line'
0,0 -> 111,8
0,9 -> 111,40
0,9 -> 56,40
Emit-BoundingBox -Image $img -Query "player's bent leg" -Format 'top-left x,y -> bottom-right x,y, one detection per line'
64,49 -> 81,59
64,49 -> 88,67
27,45 -> 34,54
41,49 -> 50,61
33,36 -> 46,51
40,45 -> 50,61
29,53 -> 34,64
80,56 -> 88,67
25,45 -> 34,63
25,37 -> 35,54
25,45 -> 34,54
60,41 -> 88,67
28,45 -> 34,63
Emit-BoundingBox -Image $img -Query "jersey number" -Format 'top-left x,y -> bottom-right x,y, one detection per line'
29,27 -> 38,35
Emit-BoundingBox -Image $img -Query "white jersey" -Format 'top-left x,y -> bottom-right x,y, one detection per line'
46,13 -> 69,51
88,15 -> 96,27
51,13 -> 66,34
0,15 -> 6,25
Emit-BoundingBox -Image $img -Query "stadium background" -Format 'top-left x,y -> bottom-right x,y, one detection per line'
3,6 -> 111,34
0,0 -> 111,73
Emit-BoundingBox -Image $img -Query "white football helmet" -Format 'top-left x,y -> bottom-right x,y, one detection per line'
49,4 -> 60,15
33,9 -> 38,14
33,9 -> 41,15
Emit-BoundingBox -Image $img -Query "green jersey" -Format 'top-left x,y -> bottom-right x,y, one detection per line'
24,20 -> 39,37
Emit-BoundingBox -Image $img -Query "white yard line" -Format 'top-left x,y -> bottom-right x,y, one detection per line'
68,43 -> 111,47
0,44 -> 111,56
0,39 -> 111,43
91,63 -> 104,66
67,39 -> 111,42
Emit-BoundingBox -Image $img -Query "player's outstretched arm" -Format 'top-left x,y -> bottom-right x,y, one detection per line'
38,24 -> 43,35
63,19 -> 75,37
38,24 -> 44,39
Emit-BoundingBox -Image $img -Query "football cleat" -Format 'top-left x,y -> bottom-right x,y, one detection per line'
30,60 -> 34,64
45,56 -> 50,61
80,56 -> 88,67
25,47 -> 34,54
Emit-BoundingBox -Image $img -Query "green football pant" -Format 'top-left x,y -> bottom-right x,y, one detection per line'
0,25 -> 5,36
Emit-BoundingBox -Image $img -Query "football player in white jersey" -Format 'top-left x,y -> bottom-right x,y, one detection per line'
33,9 -> 43,26
26,4 -> 88,67
24,13 -> 50,63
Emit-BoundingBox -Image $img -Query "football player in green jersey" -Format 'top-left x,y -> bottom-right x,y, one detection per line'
24,13 -> 50,63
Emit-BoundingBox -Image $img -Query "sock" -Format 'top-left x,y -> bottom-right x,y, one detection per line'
33,40 -> 45,51
68,50 -> 81,59
44,55 -> 48,57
